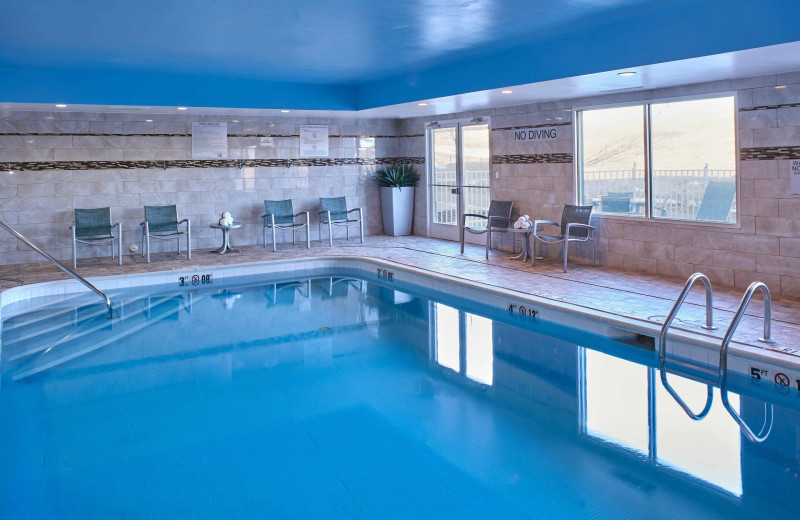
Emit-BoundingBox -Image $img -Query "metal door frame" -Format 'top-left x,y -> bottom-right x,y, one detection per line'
426,116 -> 491,242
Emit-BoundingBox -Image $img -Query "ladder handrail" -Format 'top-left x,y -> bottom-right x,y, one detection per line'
0,219 -> 113,318
658,273 -> 716,420
719,281 -> 774,442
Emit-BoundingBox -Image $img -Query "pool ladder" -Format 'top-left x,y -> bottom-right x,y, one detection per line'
658,273 -> 774,442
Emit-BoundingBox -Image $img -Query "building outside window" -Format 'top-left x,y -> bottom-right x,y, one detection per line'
575,95 -> 737,224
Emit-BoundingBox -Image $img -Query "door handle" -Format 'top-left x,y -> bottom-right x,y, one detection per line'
451,188 -> 459,194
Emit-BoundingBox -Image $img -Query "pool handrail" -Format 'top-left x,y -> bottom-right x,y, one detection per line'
658,273 -> 716,420
0,218 -> 113,319
718,281 -> 774,442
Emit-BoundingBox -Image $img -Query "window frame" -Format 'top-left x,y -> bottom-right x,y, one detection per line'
572,92 -> 740,228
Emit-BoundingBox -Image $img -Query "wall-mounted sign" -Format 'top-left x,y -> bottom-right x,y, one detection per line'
191,122 -> 228,159
791,159 -> 800,195
300,125 -> 329,157
512,126 -> 559,142
260,137 -> 275,147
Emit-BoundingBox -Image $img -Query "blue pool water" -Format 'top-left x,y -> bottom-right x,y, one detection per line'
1,275 -> 798,519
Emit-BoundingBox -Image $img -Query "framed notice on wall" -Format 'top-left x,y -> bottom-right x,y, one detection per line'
191,122 -> 228,159
299,125 -> 329,157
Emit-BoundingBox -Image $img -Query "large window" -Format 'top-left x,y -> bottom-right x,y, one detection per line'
576,95 -> 737,223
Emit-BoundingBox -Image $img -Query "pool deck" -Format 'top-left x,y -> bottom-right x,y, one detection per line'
1,235 -> 799,358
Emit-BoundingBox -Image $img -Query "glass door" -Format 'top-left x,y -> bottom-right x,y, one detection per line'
428,121 -> 490,242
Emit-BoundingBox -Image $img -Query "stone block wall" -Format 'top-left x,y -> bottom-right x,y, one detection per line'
0,111 -> 415,264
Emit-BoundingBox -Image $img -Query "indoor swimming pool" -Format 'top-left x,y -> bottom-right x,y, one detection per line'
1,272 -> 798,519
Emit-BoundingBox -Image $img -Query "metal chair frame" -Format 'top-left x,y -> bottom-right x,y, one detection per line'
71,207 -> 122,269
459,200 -> 514,259
318,197 -> 364,247
140,205 -> 191,263
532,204 -> 595,272
262,200 -> 311,251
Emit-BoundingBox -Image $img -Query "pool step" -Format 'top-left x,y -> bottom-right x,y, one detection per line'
2,293 -> 155,350
11,294 -> 207,381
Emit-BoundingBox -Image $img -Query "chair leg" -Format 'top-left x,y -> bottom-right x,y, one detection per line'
563,240 -> 569,273
272,225 -> 277,253
145,223 -> 151,263
485,230 -> 490,260
141,229 -> 145,257
118,228 -> 123,266
306,224 -> 311,249
72,233 -> 77,269
591,235 -> 596,267
359,210 -> 364,244
531,237 -> 537,267
186,222 -> 191,260
328,221 -> 333,247
292,228 -> 296,245
346,225 -> 349,240
460,226 -> 465,254
263,223 -> 267,248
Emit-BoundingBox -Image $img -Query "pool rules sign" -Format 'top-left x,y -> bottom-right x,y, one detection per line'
792,160 -> 800,195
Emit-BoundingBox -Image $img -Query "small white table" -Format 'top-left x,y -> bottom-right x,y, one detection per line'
209,222 -> 242,254
506,228 -> 533,262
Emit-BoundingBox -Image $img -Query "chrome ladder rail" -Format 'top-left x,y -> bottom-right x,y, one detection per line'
719,281 -> 774,443
0,219 -> 113,318
658,273 -> 717,420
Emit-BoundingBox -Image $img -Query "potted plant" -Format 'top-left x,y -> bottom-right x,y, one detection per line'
372,163 -> 420,236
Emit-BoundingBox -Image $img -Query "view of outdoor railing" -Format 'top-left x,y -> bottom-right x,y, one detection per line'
582,164 -> 736,221
433,168 -> 491,227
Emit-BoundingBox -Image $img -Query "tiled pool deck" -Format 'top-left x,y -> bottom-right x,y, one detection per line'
1,235 -> 798,358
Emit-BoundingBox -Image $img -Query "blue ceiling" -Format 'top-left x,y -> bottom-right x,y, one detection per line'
2,0 -> 800,111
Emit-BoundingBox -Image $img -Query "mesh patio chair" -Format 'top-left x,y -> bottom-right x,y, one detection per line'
532,204 -> 595,272
459,200 -> 514,259
318,197 -> 363,246
140,205 -> 190,263
601,195 -> 633,213
70,207 -> 122,269
695,180 -> 736,222
262,199 -> 310,251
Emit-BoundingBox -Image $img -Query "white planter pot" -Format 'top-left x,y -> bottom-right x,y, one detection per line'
380,186 -> 415,236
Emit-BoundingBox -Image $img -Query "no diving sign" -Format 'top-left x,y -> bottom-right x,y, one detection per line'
791,159 -> 800,195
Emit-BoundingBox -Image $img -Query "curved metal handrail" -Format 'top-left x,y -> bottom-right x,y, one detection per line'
0,219 -> 113,318
658,273 -> 716,420
719,281 -> 774,442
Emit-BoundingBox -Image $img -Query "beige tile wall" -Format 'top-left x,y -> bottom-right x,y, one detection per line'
399,71 -> 800,297
0,112 -> 405,264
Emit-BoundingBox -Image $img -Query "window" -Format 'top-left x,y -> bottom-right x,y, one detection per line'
576,95 -> 737,223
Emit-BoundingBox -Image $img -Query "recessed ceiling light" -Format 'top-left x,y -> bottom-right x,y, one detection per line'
55,104 -> 67,108
617,71 -> 636,77
280,109 -> 290,113
775,85 -> 787,89
417,102 -> 428,106
177,106 -> 188,110
145,119 -> 153,122
501,90 -> 513,94
232,119 -> 239,122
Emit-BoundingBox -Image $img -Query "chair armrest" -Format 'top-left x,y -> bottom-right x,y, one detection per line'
566,222 -> 594,237
112,222 -> 121,230
532,220 -> 559,233
488,216 -> 513,227
346,208 -> 362,214
317,210 -> 329,215
292,212 -> 307,218
463,213 -> 488,220
179,218 -> 190,231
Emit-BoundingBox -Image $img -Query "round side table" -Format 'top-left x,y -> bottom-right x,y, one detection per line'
209,222 -> 242,254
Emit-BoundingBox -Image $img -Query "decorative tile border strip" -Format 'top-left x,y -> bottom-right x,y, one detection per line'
0,132 -> 418,139
0,156 -> 425,172
492,122 -> 571,131
492,153 -> 572,164
740,103 -> 800,112
740,146 -> 800,160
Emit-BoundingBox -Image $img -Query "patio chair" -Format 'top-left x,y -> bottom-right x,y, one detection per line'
459,200 -> 514,259
140,205 -> 190,263
695,181 -> 736,222
70,207 -> 122,269
601,195 -> 632,213
318,197 -> 363,246
262,199 -> 310,251
532,204 -> 595,272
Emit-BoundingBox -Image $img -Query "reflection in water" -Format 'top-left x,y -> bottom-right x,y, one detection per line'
656,380 -> 741,495
434,303 -> 460,372
433,303 -> 494,385
465,313 -> 493,385
585,350 -> 650,455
